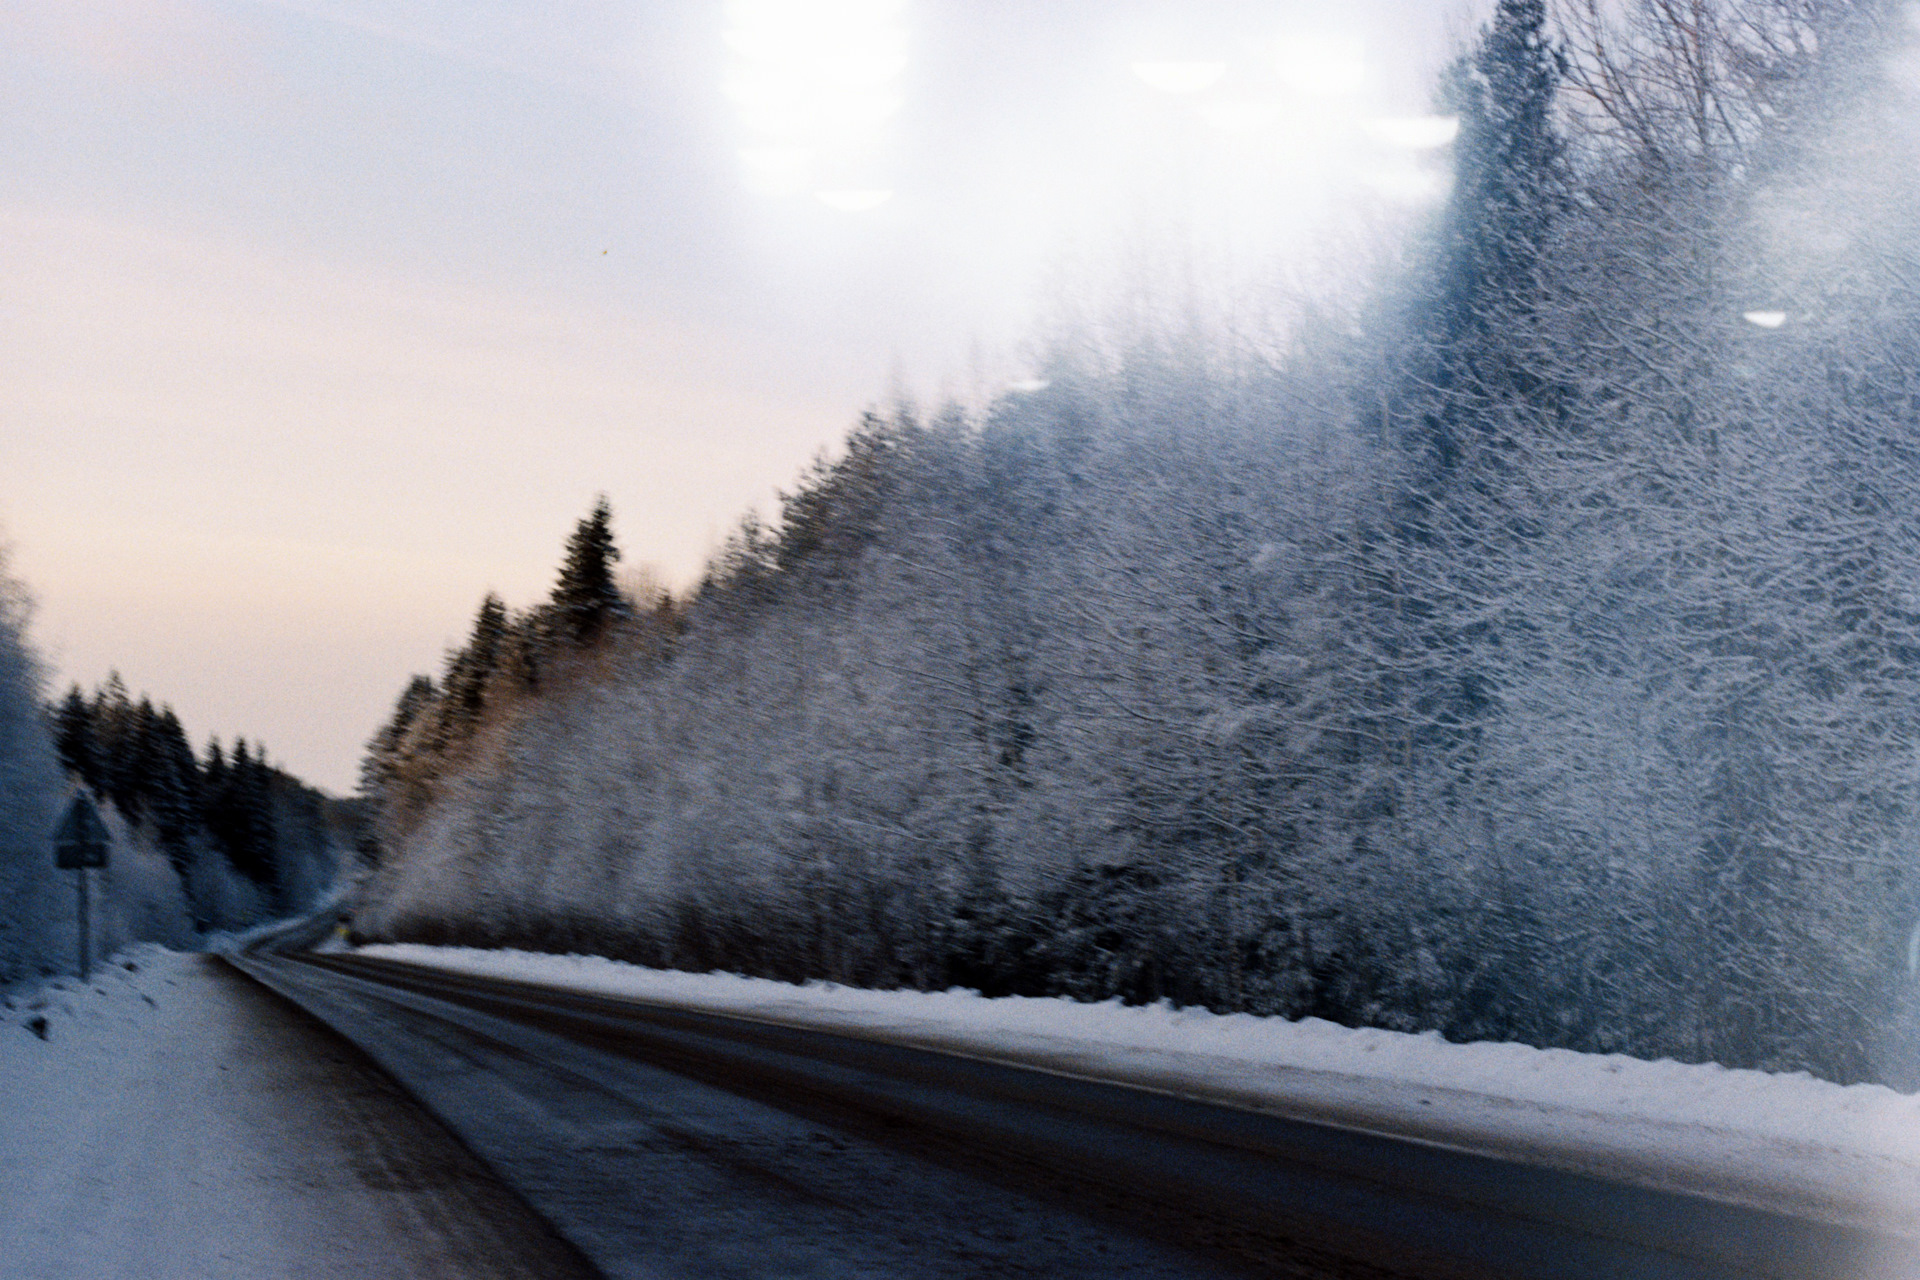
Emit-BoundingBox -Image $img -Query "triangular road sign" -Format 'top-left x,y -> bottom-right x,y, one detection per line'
54,792 -> 110,869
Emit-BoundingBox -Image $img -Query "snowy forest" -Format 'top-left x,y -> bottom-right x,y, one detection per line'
355,0 -> 1920,1086
0,553 -> 344,984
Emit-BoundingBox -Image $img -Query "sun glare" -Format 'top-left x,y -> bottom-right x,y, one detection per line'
814,188 -> 893,211
724,11 -> 1461,259
1275,37 -> 1367,96
1131,61 -> 1228,94
1196,100 -> 1285,132
1063,27 -> 1467,280
1360,167 -> 1451,203
725,0 -> 907,204
1367,116 -> 1461,149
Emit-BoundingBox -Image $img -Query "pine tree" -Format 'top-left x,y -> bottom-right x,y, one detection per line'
436,592 -> 509,745
1438,0 -> 1566,339
361,674 -> 436,790
91,672 -> 138,814
52,684 -> 98,792
114,696 -> 164,821
210,737 -> 277,883
151,707 -> 199,878
1348,0 -> 1575,908
500,610 -> 545,695
551,496 -> 628,646
201,736 -> 241,873
1413,0 -> 1570,481
241,742 -> 278,888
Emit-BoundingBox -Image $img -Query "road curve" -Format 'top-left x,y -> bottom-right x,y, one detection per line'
228,951 -> 1917,1280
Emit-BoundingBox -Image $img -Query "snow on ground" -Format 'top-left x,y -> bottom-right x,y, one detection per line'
0,944 -> 597,1280
363,943 -> 1920,1239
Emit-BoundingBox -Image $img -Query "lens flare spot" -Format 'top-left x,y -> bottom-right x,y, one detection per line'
1276,37 -> 1366,96
1131,61 -> 1228,94
814,188 -> 894,211
1743,310 -> 1788,329
1361,167 -> 1450,203
1367,116 -> 1460,149
1197,100 -> 1285,131
739,146 -> 815,193
725,0 -> 908,196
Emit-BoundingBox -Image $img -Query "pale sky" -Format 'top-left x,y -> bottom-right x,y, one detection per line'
1,0 -> 1481,794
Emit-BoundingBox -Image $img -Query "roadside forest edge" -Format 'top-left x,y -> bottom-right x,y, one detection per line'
357,0 -> 1920,1087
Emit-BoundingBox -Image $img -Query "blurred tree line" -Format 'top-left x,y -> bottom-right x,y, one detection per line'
50,675 -> 340,931
0,547 -> 348,980
354,0 -> 1920,1085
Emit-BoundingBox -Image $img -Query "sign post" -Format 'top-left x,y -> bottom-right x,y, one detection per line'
53,793 -> 110,981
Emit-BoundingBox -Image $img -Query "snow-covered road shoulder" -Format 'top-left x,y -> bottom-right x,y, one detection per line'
360,943 -> 1920,1240
0,945 -> 599,1280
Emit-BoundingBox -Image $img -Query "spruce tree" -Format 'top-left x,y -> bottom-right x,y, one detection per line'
151,707 -> 199,877
1437,0 -> 1566,342
551,496 -> 628,646
91,672 -> 138,814
52,684 -> 97,792
240,742 -> 278,888
500,610 -> 545,695
210,737 -> 276,883
437,592 -> 509,744
358,672 -> 439,851
201,737 -> 237,870
116,696 -> 163,821
1408,0 -> 1570,485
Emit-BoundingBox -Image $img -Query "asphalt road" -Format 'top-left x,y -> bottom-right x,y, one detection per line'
228,952 -> 1918,1280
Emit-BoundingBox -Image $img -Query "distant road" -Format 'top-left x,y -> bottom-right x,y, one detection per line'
229,952 -> 1915,1280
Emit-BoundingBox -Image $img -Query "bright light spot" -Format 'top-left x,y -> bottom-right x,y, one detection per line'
1743,310 -> 1788,329
1197,100 -> 1285,131
1367,116 -> 1460,149
815,188 -> 893,211
725,0 -> 907,195
724,33 -> 906,87
1131,61 -> 1228,94
728,87 -> 903,142
739,146 -> 815,194
726,0 -> 906,32
1361,167 -> 1450,203
1276,37 -> 1366,96
1006,378 -> 1050,394
741,145 -> 815,173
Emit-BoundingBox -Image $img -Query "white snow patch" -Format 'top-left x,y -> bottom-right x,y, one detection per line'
361,943 -> 1920,1237
1,944 -> 570,1279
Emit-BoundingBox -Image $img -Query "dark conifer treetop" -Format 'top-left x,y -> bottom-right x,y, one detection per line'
1411,0 -> 1570,481
436,593 -> 509,745
551,496 -> 630,646
1447,0 -> 1567,330
46,677 -> 334,901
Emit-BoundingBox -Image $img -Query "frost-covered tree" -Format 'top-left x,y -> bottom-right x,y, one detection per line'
350,0 -> 1920,1085
0,547 -> 64,982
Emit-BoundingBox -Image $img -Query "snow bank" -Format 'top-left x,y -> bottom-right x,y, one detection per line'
0,942 -> 182,1051
361,943 -> 1920,1236
0,944 -> 197,1269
